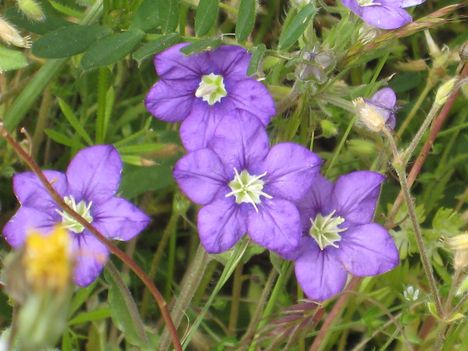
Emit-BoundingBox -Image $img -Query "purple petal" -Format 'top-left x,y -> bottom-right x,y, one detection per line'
401,0 -> 425,7
154,43 -> 211,80
92,197 -> 150,241
145,80 -> 197,122
209,45 -> 251,78
208,112 -> 270,173
228,79 -> 276,125
294,237 -> 347,301
179,99 -> 236,151
361,6 -> 412,30
173,149 -> 227,205
297,175 -> 334,232
3,206 -> 58,248
263,143 -> 322,202
13,171 -> 67,210
247,199 -> 302,258
332,171 -> 385,225
197,198 -> 247,253
370,87 -> 396,109
341,0 -> 363,15
337,223 -> 399,276
72,232 -> 109,287
66,145 -> 122,204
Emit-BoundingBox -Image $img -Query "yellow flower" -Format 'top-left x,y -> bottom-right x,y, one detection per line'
23,226 -> 72,292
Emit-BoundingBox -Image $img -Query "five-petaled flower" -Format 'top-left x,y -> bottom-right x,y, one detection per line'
293,171 -> 399,301
3,145 -> 150,286
353,87 -> 397,132
173,112 -> 321,256
145,44 -> 275,151
342,0 -> 426,30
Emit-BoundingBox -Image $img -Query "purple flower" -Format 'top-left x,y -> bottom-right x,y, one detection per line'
3,145 -> 150,287
173,112 -> 321,256
353,87 -> 397,132
342,0 -> 426,30
293,171 -> 399,301
145,44 -> 276,151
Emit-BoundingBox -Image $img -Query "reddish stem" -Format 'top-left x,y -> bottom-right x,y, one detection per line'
0,125 -> 182,351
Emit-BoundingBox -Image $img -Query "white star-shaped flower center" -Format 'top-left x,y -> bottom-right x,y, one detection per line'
309,210 -> 347,250
57,195 -> 93,234
226,169 -> 272,212
195,73 -> 227,105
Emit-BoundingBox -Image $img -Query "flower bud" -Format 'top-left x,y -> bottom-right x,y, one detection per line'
434,78 -> 456,106
16,0 -> 45,22
424,30 -> 441,59
446,233 -> 468,271
353,97 -> 387,132
320,119 -> 338,138
0,16 -> 31,48
403,285 -> 420,301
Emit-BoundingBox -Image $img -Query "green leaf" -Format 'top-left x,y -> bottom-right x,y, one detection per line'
0,45 -> 28,72
247,43 -> 266,75
235,0 -> 256,42
195,0 -> 219,37
68,308 -> 111,326
4,5 -> 71,35
278,4 -> 317,50
104,265 -> 149,348
120,163 -> 174,198
44,129 -> 78,147
132,0 -> 179,33
81,30 -> 145,70
132,33 -> 181,64
32,25 -> 111,58
180,38 -> 222,55
58,98 -> 93,145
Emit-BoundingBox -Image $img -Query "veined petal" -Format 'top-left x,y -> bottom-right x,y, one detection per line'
92,197 -> 150,241
13,170 -> 67,210
3,206 -> 58,248
208,112 -> 270,174
370,87 -> 397,109
154,43 -> 211,80
297,175 -> 334,232
400,0 -> 425,7
145,80 -> 197,122
66,145 -> 122,204
337,223 -> 399,276
361,5 -> 412,30
209,45 -> 251,78
72,232 -> 109,287
263,143 -> 322,202
332,171 -> 384,225
173,149 -> 227,205
198,198 -> 247,253
228,79 -> 276,125
248,199 -> 301,258
294,237 -> 348,301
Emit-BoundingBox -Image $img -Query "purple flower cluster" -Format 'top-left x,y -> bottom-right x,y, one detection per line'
3,146 -> 150,286
145,44 -> 399,300
342,0 -> 426,30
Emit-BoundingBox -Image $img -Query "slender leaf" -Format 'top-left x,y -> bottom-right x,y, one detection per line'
81,30 -> 145,70
160,0 -> 180,33
0,45 -> 28,72
33,25 -> 111,58
235,0 -> 256,42
132,33 -> 181,64
44,129 -> 76,147
278,4 -> 317,50
105,264 -> 149,348
132,0 -> 179,33
195,0 -> 219,36
58,98 -> 93,145
68,308 -> 111,326
247,43 -> 266,75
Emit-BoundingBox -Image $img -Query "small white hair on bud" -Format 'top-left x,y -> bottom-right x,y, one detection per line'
353,97 -> 386,132
0,16 -> 32,48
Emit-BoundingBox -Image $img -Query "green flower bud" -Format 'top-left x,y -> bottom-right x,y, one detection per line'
320,119 -> 338,138
434,78 -> 456,106
16,0 -> 45,22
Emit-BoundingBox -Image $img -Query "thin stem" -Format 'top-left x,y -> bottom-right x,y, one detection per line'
325,116 -> 357,176
228,263 -> 244,337
383,128 -> 444,318
159,244 -> 210,351
0,124 -> 182,351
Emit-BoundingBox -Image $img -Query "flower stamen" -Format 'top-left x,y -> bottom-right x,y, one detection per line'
226,168 -> 272,212
195,73 -> 227,105
56,195 -> 93,234
309,210 -> 347,250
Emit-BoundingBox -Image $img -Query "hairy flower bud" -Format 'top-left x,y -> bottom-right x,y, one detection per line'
434,78 -> 456,106
16,0 -> 46,22
0,16 -> 31,48
446,233 -> 468,271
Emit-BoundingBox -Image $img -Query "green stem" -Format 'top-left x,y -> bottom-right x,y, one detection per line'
325,116 -> 357,176
159,244 -> 210,351
383,128 -> 444,318
228,263 -> 244,337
